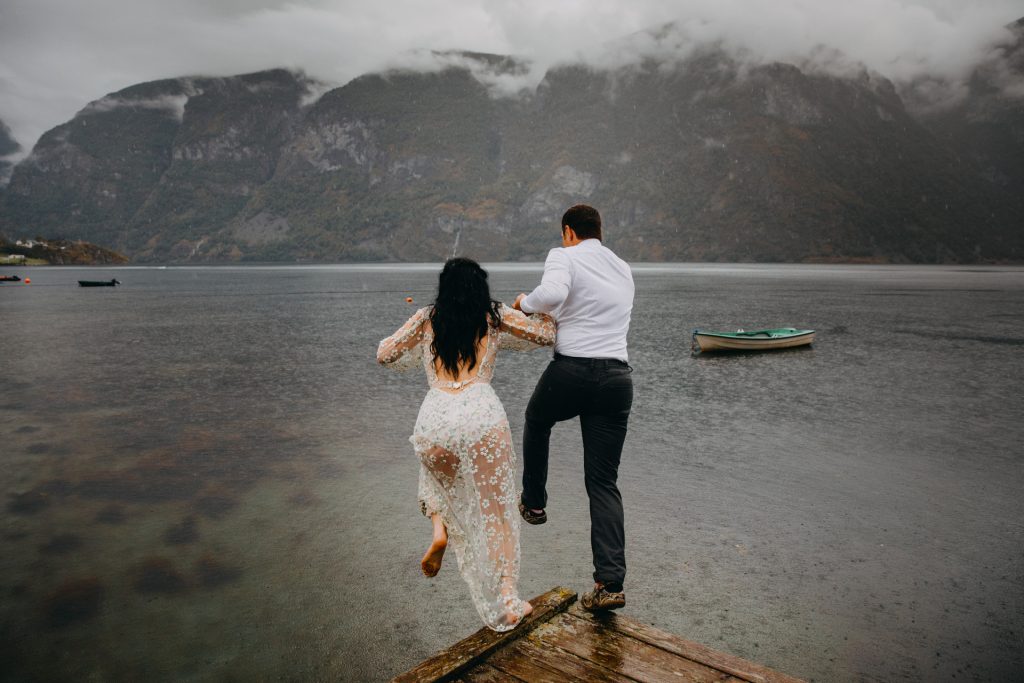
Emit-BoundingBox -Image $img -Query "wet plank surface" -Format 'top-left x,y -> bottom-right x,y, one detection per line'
392,587 -> 577,683
391,587 -> 807,683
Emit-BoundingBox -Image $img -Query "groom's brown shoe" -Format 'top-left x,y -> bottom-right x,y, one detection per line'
518,501 -> 547,525
580,583 -> 625,612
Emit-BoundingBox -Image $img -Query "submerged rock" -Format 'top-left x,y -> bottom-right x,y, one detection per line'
195,555 -> 243,588
132,558 -> 189,594
95,504 -> 126,524
163,516 -> 200,545
42,577 -> 104,628
39,534 -> 83,555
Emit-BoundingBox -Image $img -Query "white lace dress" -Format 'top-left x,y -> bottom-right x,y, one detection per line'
376,304 -> 556,631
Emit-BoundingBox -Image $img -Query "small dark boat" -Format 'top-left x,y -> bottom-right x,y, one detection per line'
78,278 -> 120,287
0,275 -> 22,282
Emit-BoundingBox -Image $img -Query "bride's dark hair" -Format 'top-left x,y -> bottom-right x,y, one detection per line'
430,258 -> 502,377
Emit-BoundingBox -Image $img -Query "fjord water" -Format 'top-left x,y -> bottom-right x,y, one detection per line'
1,264 -> 1022,682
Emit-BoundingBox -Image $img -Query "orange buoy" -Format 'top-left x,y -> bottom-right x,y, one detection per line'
24,278 -> 30,284
405,296 -> 413,303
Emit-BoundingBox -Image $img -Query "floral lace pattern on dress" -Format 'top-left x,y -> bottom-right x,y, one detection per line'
377,304 -> 555,631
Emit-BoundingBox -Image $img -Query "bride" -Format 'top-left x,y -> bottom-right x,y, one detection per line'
377,258 -> 555,631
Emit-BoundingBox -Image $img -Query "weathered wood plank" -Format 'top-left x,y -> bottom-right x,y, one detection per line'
457,664 -> 524,682
390,586 -> 577,683
567,607 -> 807,683
528,612 -> 732,683
483,645 -> 577,683
500,636 -> 640,683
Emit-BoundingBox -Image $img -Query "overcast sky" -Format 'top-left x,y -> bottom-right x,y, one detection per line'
0,0 -> 1021,156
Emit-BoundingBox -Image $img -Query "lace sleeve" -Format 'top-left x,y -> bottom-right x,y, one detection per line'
498,303 -> 556,351
377,307 -> 428,372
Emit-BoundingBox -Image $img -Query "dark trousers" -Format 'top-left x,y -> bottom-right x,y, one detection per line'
521,354 -> 633,587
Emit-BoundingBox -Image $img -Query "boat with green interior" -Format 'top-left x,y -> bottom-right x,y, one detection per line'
692,327 -> 815,353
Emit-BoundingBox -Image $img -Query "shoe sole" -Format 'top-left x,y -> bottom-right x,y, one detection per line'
518,503 -> 546,525
585,593 -> 622,610
581,601 -> 625,612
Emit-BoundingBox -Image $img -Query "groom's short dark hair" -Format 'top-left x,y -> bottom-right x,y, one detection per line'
562,204 -> 602,241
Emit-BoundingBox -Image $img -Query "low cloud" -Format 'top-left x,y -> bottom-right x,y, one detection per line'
82,94 -> 191,120
0,0 -> 1021,156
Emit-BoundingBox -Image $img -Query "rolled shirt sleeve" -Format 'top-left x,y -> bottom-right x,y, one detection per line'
521,248 -> 572,314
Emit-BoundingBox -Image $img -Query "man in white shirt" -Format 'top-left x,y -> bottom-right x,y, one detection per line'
513,204 -> 634,612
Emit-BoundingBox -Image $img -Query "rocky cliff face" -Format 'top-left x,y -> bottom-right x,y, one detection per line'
1,70 -> 313,260
1,37 -> 1022,263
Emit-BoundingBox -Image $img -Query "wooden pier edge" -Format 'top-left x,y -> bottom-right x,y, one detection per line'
567,604 -> 807,683
390,586 -> 578,683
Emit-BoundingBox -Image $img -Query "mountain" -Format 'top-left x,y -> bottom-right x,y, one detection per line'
1,37 -> 1022,263
910,18 -> 1024,215
0,70 -> 312,259
0,118 -> 21,186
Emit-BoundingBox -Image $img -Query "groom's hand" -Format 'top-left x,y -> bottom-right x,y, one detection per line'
513,293 -> 527,311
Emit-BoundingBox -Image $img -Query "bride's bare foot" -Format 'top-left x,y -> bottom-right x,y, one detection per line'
421,536 -> 447,577
504,600 -> 532,627
500,589 -> 533,627
421,514 -> 448,577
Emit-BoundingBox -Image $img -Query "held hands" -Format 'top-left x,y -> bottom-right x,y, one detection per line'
513,293 -> 527,311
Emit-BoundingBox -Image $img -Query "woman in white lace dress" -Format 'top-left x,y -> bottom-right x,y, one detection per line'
376,258 -> 555,631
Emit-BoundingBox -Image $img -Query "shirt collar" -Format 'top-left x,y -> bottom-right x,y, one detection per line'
575,238 -> 601,249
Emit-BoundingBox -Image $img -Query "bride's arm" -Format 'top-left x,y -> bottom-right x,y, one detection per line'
498,303 -> 556,350
377,307 -> 429,369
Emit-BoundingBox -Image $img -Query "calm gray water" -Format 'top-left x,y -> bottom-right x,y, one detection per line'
1,264 -> 1022,682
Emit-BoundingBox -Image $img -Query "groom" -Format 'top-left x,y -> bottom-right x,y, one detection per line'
513,204 -> 635,611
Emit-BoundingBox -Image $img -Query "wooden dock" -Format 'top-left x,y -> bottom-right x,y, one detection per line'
392,587 -> 807,683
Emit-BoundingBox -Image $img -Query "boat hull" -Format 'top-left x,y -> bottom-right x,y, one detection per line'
693,329 -> 815,352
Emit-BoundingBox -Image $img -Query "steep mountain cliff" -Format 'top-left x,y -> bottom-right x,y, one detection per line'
1,70 -> 313,260
1,39 -> 1022,263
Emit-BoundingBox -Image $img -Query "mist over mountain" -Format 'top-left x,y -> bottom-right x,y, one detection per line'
0,118 -> 21,186
908,18 -> 1024,208
1,24 -> 1022,263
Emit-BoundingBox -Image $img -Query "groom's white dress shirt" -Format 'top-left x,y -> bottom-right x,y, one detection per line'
520,238 -> 634,362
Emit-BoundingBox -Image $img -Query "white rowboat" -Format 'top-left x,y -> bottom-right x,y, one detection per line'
692,328 -> 815,353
